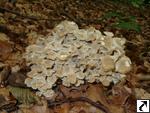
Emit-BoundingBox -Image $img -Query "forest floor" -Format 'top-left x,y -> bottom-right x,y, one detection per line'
0,0 -> 150,113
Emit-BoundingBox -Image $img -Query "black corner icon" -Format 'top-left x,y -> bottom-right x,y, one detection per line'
137,99 -> 150,113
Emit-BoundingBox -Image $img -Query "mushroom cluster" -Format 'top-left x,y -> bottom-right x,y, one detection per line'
24,21 -> 132,98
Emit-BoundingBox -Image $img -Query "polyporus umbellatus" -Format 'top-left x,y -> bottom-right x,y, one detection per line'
24,21 -> 132,98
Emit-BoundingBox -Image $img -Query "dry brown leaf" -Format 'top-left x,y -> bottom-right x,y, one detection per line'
0,33 -> 9,41
53,103 -> 70,113
0,88 -> 10,97
69,103 -> 103,113
109,106 -> 124,113
109,86 -> 131,105
0,66 -> 10,86
55,84 -> 110,113
7,72 -> 26,87
144,61 -> 150,72
1,0 -> 149,113
134,88 -> 150,99
17,108 -> 36,113
123,95 -> 136,113
0,40 -> 13,61
0,87 -> 17,112
86,84 -> 109,107
31,100 -> 51,113
12,100 -> 51,113
106,85 -> 136,113
60,85 -> 88,98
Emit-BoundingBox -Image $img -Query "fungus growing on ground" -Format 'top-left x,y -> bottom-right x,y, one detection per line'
24,21 -> 132,98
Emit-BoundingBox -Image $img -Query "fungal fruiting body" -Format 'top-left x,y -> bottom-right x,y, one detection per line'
24,21 -> 132,98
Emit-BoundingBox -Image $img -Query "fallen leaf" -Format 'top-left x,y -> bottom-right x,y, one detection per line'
109,86 -> 131,106
7,86 -> 42,106
31,100 -> 51,113
134,88 -> 150,99
0,87 -> 17,112
0,40 -> 13,61
86,84 -> 109,107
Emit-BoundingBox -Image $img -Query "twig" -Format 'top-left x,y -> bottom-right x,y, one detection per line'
60,11 -> 82,26
48,97 -> 111,113
0,6 -> 103,26
0,7 -> 38,20
0,7 -> 61,21
61,11 -> 103,23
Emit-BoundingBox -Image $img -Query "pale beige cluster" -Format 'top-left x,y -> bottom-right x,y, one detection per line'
24,21 -> 132,98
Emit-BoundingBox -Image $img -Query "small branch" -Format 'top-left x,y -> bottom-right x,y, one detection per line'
48,97 -> 111,113
60,11 -> 82,26
0,7 -> 61,21
0,7 -> 38,20
0,7 -> 103,26
60,11 -> 103,25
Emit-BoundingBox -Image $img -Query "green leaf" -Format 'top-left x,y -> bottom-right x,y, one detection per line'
113,21 -> 141,32
128,16 -> 136,22
129,0 -> 144,7
102,11 -> 123,19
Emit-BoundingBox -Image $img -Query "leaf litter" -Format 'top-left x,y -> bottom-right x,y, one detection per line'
0,0 -> 150,113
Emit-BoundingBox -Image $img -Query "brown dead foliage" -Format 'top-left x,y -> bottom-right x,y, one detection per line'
0,0 -> 149,113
